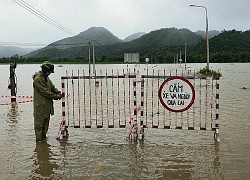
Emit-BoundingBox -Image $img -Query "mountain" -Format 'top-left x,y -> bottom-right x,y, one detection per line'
0,45 -> 37,57
129,28 -> 201,46
25,27 -> 203,61
123,32 -> 146,42
195,30 -> 221,39
48,27 -> 122,49
26,27 -> 122,57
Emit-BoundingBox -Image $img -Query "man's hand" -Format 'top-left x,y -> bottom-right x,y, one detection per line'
54,93 -> 62,100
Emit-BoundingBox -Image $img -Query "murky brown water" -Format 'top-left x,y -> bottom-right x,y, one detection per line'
0,63 -> 250,180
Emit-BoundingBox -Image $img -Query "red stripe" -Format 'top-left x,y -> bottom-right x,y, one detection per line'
140,111 -> 143,116
188,127 -> 195,130
200,127 -> 206,130
141,101 -> 144,106
74,125 -> 80,128
176,126 -> 182,129
164,125 -> 170,129
61,83 -> 65,88
108,125 -> 114,128
216,114 -> 219,119
216,84 -> 219,89
119,125 -> 126,128
152,125 -> 158,128
97,125 -> 103,128
216,94 -> 219,99
133,81 -> 136,86
129,75 -> 136,78
62,102 -> 65,107
216,104 -> 219,109
62,111 -> 65,116
85,125 -> 91,128
213,77 -> 220,80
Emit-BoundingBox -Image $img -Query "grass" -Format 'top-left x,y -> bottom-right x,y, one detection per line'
198,68 -> 222,78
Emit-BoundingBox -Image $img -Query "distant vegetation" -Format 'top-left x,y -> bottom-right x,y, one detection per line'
198,68 -> 222,77
1,28 -> 250,64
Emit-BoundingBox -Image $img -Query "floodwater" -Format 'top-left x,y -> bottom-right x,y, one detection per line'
0,63 -> 250,180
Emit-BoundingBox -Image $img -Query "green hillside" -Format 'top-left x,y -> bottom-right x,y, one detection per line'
2,28 -> 250,63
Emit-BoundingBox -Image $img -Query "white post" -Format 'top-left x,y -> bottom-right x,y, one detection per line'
185,43 -> 187,70
93,44 -> 95,74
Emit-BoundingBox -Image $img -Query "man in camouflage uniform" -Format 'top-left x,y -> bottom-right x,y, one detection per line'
33,61 -> 62,142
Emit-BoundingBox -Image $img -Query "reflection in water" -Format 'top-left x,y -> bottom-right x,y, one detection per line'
213,142 -> 225,180
128,140 -> 147,179
31,141 -> 59,179
155,153 -> 193,179
7,104 -> 19,123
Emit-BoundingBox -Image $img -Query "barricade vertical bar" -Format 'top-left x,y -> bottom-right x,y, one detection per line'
151,69 -> 154,128
157,69 -> 160,127
214,78 -> 220,142
145,67 -> 149,126
61,77 -> 66,124
106,69 -> 109,127
205,76 -> 208,129
132,68 -> 138,140
117,69 -> 121,127
211,77 -> 214,129
128,68 -> 131,119
112,69 -> 115,126
192,70 -> 196,128
57,76 -> 68,139
169,70 -> 172,127
100,70 -> 104,127
139,75 -> 144,139
94,70 -> 98,127
89,68 -> 92,127
199,75 -> 202,128
83,70 -> 87,128
163,69 -> 166,126
66,70 -> 70,127
77,70 -> 80,128
72,70 -> 75,127
123,69 -> 127,127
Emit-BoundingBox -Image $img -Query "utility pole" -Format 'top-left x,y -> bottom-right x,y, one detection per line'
9,62 -> 17,103
190,4 -> 209,69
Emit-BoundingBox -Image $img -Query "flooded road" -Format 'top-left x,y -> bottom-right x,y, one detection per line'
0,63 -> 250,179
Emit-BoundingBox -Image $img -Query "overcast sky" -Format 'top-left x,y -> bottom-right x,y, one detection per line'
1,0 -> 250,47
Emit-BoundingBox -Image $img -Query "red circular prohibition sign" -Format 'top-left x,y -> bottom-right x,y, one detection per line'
158,76 -> 195,112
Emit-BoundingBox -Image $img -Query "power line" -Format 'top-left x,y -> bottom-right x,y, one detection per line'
12,0 -> 76,36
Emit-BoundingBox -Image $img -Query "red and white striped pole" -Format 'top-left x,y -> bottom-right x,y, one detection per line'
57,77 -> 68,139
138,78 -> 145,139
214,78 -> 220,142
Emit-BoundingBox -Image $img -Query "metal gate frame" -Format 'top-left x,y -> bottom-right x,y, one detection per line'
58,68 -> 220,142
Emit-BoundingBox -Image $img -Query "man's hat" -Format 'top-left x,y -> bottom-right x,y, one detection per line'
41,61 -> 54,73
